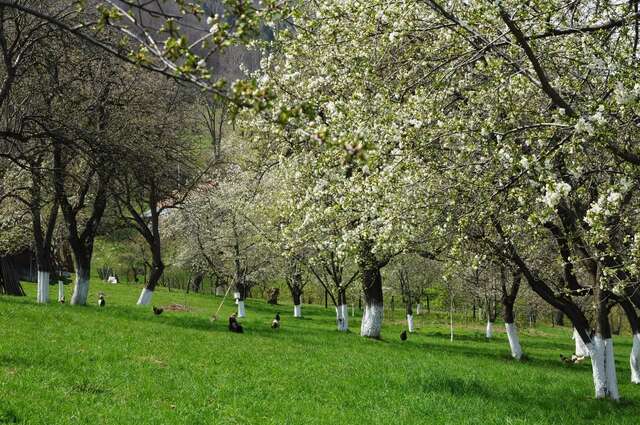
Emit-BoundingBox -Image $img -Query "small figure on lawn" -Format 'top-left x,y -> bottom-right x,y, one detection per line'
560,353 -> 585,365
271,313 -> 280,329
98,293 -> 106,307
229,313 -> 243,333
153,306 -> 164,315
400,330 -> 407,341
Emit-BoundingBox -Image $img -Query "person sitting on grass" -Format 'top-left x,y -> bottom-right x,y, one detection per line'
229,313 -> 243,333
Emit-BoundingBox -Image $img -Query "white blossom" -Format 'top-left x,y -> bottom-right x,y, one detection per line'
574,117 -> 594,136
541,182 -> 571,208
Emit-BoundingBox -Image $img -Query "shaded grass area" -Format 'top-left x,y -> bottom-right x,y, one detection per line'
1,282 -> 639,424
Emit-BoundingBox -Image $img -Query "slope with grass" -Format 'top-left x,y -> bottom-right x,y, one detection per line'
1,281 -> 638,424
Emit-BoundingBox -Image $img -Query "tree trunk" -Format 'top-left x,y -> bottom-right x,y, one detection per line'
237,299 -> 246,317
632,334 -> 640,384
486,319 -> 494,338
358,243 -> 384,338
505,322 -> 522,360
336,290 -> 348,331
494,219 -> 613,399
30,167 -> 58,304
192,272 -> 204,293
573,328 -> 590,357
232,222 -> 247,317
288,260 -> 304,317
502,271 -> 522,360
68,242 -> 93,305
135,189 -> 165,305
53,140 -> 107,307
553,310 -> 565,326
266,287 -> 279,304
291,283 -> 302,318
137,261 -> 164,305
70,262 -> 90,305
37,270 -> 50,304
406,303 -> 414,333
589,274 -> 619,400
503,300 -> 515,324
57,280 -> 65,302
617,298 -> 640,384
0,257 -> 25,296
34,223 -> 53,303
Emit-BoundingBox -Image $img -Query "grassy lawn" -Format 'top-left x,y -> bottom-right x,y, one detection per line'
1,281 -> 638,424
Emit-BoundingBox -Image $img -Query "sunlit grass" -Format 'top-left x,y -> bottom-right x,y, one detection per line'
1,281 -> 638,424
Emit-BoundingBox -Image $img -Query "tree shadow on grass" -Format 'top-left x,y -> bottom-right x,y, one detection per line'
427,331 -> 489,342
0,353 -> 32,368
0,295 -> 32,307
426,329 -> 627,358
106,303 -> 349,349
426,330 -> 580,353
407,335 -> 599,376
409,372 -> 637,422
0,407 -> 19,424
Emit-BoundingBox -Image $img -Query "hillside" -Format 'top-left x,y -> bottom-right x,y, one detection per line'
1,283 -> 638,424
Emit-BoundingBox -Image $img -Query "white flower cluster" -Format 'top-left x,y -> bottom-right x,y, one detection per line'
497,147 -> 512,164
541,181 -> 571,208
614,81 -> 640,105
574,117 -> 594,136
585,189 -> 624,227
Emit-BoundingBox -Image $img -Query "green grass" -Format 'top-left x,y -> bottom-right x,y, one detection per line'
1,281 -> 638,424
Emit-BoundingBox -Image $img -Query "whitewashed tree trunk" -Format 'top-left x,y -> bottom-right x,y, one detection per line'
573,328 -> 590,357
57,281 -> 64,302
360,302 -> 383,338
407,314 -> 415,333
234,292 -> 240,304
605,338 -> 620,400
70,269 -> 90,305
505,322 -> 523,360
36,271 -> 50,303
360,304 -> 368,335
342,304 -> 350,330
416,304 -> 421,315
589,337 -> 607,399
631,333 -> 640,384
335,304 -> 349,331
293,304 -> 302,318
588,336 -> 620,400
486,320 -> 493,338
137,288 -> 154,305
237,300 -> 246,318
